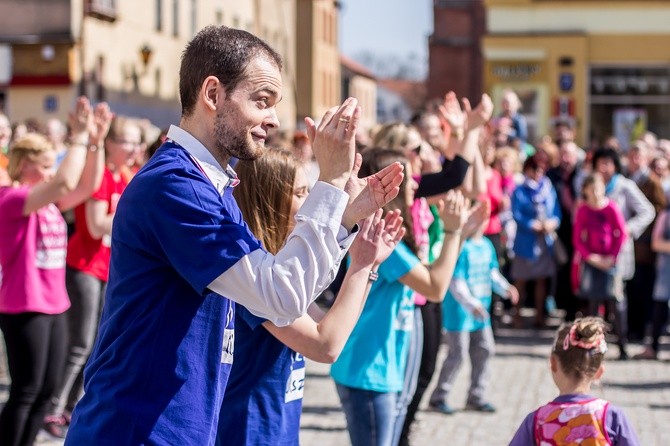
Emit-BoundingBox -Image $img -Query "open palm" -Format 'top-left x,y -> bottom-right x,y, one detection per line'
343,153 -> 404,226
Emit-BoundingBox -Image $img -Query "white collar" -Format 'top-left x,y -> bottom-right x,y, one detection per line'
166,125 -> 239,194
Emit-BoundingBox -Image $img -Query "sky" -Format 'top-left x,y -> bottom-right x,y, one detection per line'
339,0 -> 432,75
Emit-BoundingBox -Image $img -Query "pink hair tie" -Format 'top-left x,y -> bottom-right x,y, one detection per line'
563,325 -> 608,355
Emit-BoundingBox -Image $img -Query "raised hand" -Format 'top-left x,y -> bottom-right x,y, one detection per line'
89,102 -> 114,146
341,153 -> 404,230
68,96 -> 94,143
437,91 -> 466,138
439,190 -> 470,232
348,209 -> 405,269
374,209 -> 405,265
304,97 -> 360,190
462,93 -> 493,131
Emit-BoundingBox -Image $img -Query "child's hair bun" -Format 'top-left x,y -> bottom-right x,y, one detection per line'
572,317 -> 606,347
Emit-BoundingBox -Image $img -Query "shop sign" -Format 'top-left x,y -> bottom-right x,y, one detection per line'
489,61 -> 544,82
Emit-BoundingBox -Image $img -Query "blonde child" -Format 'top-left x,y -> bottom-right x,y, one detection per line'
509,317 -> 640,445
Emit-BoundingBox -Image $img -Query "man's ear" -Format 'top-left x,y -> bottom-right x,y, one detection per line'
201,76 -> 223,112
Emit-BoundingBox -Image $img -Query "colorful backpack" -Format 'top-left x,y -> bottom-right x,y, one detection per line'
533,397 -> 612,445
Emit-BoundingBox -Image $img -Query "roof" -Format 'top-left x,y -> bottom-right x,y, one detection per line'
340,55 -> 376,80
377,78 -> 427,111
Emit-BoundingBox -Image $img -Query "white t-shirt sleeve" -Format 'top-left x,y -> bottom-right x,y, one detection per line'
209,182 -> 357,326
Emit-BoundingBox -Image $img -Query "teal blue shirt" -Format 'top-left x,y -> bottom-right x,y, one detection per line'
442,237 -> 498,332
330,242 -> 419,392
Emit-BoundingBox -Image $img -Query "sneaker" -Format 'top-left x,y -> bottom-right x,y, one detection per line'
465,402 -> 497,413
429,402 -> 456,415
633,348 -> 658,360
43,414 -> 68,439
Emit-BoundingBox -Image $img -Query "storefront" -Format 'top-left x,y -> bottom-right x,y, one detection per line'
483,1 -> 670,149
590,65 -> 670,150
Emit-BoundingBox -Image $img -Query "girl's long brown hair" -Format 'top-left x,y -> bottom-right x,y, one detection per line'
233,147 -> 299,255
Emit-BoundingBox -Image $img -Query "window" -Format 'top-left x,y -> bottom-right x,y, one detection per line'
86,0 -> 117,21
191,0 -> 197,37
95,56 -> 106,101
172,0 -> 179,37
155,0 -> 162,31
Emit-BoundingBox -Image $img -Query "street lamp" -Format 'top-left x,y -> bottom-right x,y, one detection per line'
140,44 -> 153,70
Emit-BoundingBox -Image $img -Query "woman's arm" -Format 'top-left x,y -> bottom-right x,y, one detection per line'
57,102 -> 113,211
399,191 -> 474,301
414,156 -> 470,199
572,206 -> 592,260
608,202 -> 628,259
261,210 -> 405,363
85,199 -> 114,240
460,136 -> 487,199
22,97 -> 94,215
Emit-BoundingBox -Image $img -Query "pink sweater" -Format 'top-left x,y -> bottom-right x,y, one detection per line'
573,200 -> 628,259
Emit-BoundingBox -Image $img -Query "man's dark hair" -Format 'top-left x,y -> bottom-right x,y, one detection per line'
179,26 -> 283,117
591,147 -> 622,173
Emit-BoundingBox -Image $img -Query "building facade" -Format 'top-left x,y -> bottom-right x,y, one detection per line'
0,0 -> 303,130
296,0 -> 340,124
483,0 -> 670,148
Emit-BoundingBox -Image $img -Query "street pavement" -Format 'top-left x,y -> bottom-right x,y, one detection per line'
1,322 -> 668,445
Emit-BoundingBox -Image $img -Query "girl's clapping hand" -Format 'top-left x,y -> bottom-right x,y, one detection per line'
349,209 -> 405,268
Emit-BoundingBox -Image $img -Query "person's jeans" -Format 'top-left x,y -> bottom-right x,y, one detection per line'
0,312 -> 67,446
336,384 -> 400,446
52,267 -> 106,414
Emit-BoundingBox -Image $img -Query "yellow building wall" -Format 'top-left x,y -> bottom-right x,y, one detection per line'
297,0 -> 340,122
589,35 -> 670,64
7,86 -> 75,123
483,35 -> 588,144
348,76 -> 377,134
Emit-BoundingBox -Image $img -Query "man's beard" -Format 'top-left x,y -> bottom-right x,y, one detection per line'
214,110 -> 263,161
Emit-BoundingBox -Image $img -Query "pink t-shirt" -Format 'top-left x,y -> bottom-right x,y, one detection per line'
0,186 -> 70,314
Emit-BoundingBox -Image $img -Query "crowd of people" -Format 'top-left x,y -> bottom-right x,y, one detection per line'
0,25 -> 657,446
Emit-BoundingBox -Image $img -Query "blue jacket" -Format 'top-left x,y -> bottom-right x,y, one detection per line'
511,177 -> 561,260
